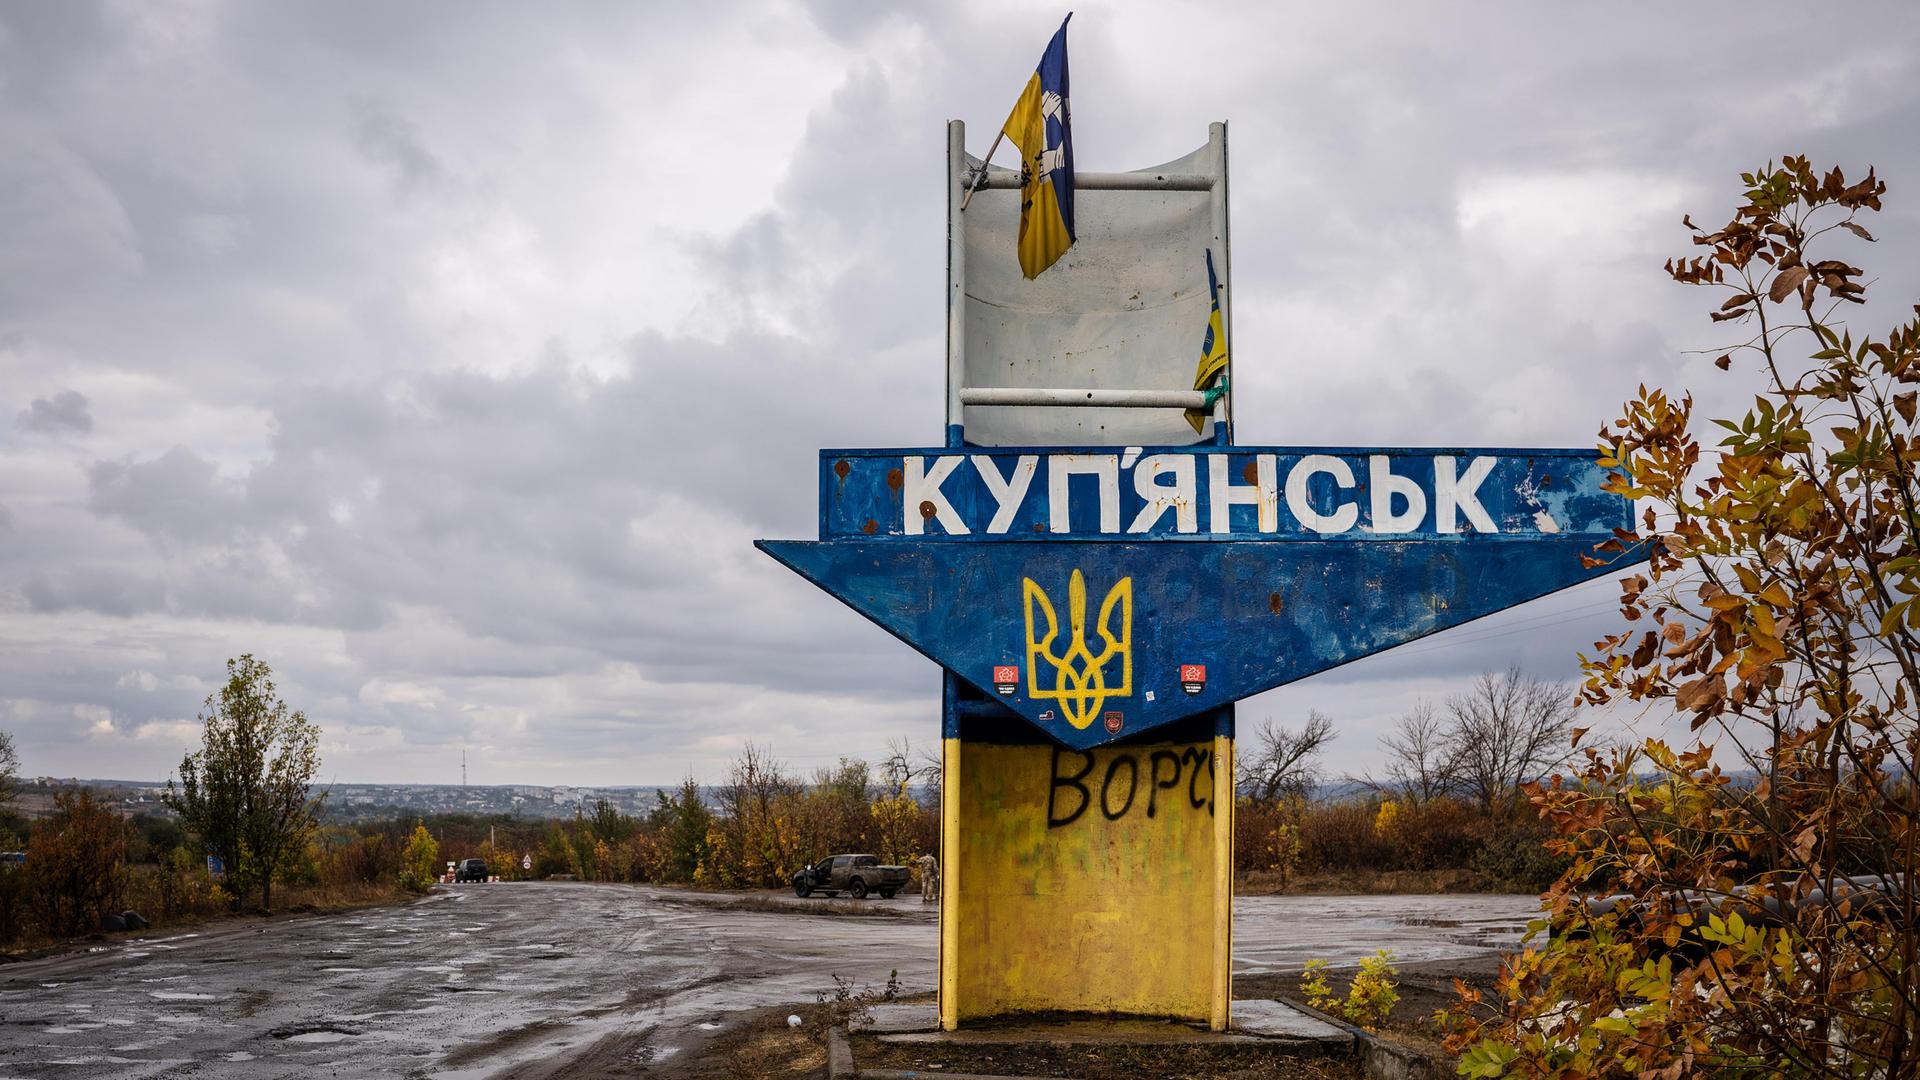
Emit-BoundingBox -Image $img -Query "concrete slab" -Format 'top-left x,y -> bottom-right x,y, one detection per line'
856,1003 -> 941,1034
1231,998 -> 1352,1041
879,1027 -> 1273,1047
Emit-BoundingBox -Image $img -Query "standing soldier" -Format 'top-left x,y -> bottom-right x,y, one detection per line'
917,854 -> 939,903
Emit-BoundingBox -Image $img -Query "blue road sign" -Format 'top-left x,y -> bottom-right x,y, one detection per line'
760,444 -> 1638,748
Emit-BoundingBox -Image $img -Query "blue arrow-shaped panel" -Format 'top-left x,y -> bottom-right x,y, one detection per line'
756,536 -> 1632,749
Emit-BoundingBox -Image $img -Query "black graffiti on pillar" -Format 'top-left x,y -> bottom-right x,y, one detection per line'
1047,747 -> 1096,827
1100,756 -> 1138,820
1047,743 -> 1213,829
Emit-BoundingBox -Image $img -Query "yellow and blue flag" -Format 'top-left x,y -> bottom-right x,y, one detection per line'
1185,249 -> 1228,433
1001,14 -> 1074,279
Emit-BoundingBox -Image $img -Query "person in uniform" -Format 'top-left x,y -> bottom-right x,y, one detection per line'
917,854 -> 939,903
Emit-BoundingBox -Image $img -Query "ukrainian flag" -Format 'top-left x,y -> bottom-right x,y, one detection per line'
1185,249 -> 1228,433
1001,15 -> 1074,279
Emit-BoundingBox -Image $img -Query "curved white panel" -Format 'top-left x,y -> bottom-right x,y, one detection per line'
950,127 -> 1229,447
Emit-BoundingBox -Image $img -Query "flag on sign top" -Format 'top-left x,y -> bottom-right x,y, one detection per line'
1000,14 -> 1075,279
1185,249 -> 1229,433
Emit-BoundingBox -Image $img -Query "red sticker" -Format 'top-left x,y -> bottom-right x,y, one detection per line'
1103,711 -> 1124,734
992,665 -> 1018,685
1179,664 -> 1207,683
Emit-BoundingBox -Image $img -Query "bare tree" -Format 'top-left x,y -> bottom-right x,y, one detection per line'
1444,667 -> 1575,816
1237,711 -> 1335,805
878,737 -> 927,793
1377,700 -> 1457,804
915,741 -> 943,806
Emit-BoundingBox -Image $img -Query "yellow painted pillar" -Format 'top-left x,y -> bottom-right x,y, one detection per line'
1210,732 -> 1234,1031
938,735 -> 960,1031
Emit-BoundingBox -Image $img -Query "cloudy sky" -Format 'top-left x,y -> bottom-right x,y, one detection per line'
4,2 -> 1919,786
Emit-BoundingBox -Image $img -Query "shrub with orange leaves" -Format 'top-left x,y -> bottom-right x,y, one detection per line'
1447,158 -> 1920,1077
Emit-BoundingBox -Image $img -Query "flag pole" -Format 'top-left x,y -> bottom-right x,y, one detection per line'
957,129 -> 1007,212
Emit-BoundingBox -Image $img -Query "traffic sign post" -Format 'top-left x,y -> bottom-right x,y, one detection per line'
758,122 -> 1639,1030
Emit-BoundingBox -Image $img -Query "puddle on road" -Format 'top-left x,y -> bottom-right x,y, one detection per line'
287,1031 -> 356,1043
149,991 -> 217,1001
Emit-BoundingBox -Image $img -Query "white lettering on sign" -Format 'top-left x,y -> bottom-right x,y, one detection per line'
1435,455 -> 1498,534
1284,454 -> 1358,534
1049,454 -> 1121,534
973,454 -> 1038,535
1209,453 -> 1278,533
1369,455 -> 1427,534
882,453 -> 1528,537
903,455 -> 969,536
1128,454 -> 1198,534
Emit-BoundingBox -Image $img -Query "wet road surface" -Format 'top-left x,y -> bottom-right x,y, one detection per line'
0,884 -> 1537,1078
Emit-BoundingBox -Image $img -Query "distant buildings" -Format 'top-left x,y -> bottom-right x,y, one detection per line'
13,778 -> 668,822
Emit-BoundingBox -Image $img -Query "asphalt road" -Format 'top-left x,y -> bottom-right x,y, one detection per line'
0,884 -> 1536,1078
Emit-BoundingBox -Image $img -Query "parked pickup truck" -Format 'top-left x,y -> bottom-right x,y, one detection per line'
792,854 -> 910,900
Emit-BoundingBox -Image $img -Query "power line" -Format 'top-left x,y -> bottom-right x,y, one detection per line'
1386,583 -> 1629,659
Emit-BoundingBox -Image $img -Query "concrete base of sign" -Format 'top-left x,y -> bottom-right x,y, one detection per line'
841,1001 -> 1359,1080
853,1000 -> 1344,1042
1230,997 -> 1350,1040
858,1003 -> 946,1034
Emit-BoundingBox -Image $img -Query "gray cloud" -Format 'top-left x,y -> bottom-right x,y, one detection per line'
17,388 -> 92,433
2,2 -> 1918,784
351,98 -> 444,193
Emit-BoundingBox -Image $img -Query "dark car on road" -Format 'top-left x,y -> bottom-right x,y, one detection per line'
792,854 -> 909,899
454,858 -> 489,883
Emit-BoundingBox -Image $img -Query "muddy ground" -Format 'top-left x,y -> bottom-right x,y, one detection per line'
0,883 -> 1537,1078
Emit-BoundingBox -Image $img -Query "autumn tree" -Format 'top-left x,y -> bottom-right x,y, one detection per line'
872,738 -> 931,866
399,822 -> 440,893
714,743 -> 798,886
164,655 -> 325,911
1450,158 -> 1920,1076
23,790 -> 127,937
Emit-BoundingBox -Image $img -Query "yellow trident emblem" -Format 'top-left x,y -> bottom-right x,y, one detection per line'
1022,569 -> 1133,730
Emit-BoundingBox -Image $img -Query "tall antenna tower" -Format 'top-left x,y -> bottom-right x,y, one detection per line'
461,749 -> 467,788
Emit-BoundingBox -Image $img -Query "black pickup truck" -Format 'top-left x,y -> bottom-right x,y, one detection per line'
792,854 -> 910,899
